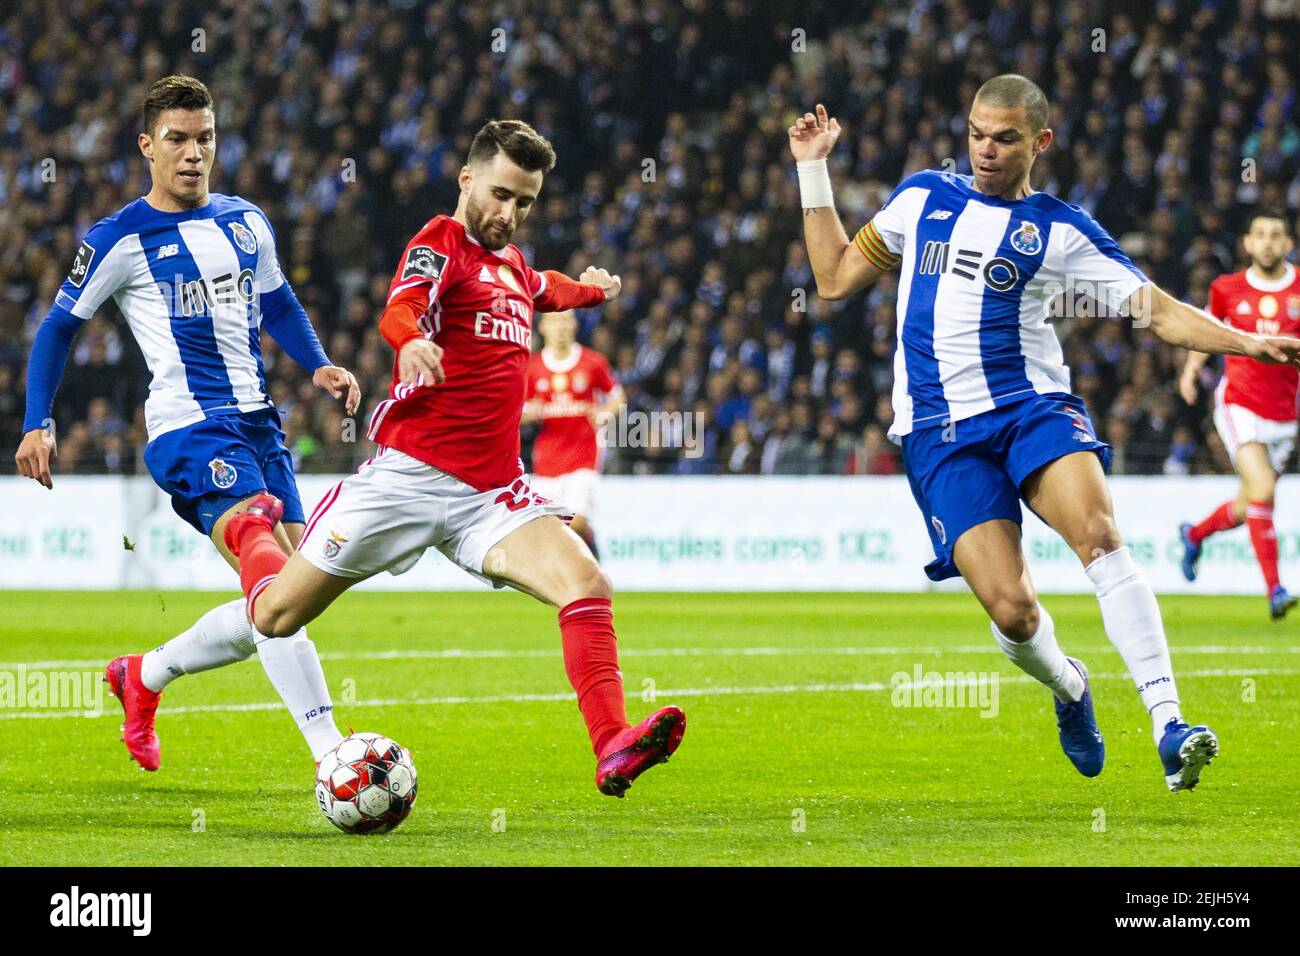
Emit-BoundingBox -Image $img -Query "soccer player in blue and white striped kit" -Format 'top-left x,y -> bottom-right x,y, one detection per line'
790,75 -> 1300,791
15,76 -> 359,772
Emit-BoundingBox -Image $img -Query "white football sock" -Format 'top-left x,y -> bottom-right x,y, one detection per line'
256,629 -> 344,761
990,604 -> 1084,703
1084,547 -> 1182,744
140,599 -> 256,692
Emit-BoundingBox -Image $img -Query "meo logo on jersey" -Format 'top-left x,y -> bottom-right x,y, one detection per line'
227,221 -> 257,255
208,458 -> 238,489
402,245 -> 448,281
67,241 -> 95,288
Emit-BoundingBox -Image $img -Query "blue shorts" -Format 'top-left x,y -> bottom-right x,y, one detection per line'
143,408 -> 305,536
901,392 -> 1111,582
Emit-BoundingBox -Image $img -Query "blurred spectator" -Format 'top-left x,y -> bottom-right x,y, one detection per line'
3,0 -> 1298,480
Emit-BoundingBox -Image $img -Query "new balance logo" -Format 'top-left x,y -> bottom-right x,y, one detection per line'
157,244 -> 179,259
925,209 -> 953,220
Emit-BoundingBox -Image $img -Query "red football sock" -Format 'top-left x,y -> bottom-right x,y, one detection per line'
559,597 -> 629,755
1189,500 -> 1242,544
233,520 -> 288,620
1246,501 -> 1280,592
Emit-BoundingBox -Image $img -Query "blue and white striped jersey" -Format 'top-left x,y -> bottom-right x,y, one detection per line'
860,170 -> 1148,439
54,194 -> 282,440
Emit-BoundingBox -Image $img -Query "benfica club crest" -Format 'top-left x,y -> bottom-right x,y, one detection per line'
323,529 -> 349,559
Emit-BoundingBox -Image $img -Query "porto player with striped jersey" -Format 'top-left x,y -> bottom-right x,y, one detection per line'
523,309 -> 625,558
14,76 -> 357,771
792,75 -> 1300,791
1179,211 -> 1300,619
220,120 -> 684,797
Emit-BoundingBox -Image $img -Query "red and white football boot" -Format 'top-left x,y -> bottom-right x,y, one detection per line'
595,705 -> 686,797
104,654 -> 162,772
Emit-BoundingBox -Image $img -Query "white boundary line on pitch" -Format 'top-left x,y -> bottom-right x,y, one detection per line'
4,644 -> 1299,671
2,667 -> 1295,721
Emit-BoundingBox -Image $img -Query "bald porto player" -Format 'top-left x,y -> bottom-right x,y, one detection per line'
791,75 -> 1300,791
221,120 -> 684,797
15,76 -> 357,771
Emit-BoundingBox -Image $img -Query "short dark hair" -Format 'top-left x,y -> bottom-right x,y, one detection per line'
1246,209 -> 1292,236
141,75 -> 213,136
974,74 -> 1049,132
467,120 -> 556,174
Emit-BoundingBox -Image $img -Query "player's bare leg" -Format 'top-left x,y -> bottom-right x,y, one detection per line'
1024,451 -> 1218,789
568,513 -> 599,560
487,514 -> 685,797
952,518 -> 1101,776
1231,442 -> 1293,617
106,493 -> 343,771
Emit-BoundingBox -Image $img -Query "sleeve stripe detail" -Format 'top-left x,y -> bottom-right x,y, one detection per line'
854,223 -> 899,270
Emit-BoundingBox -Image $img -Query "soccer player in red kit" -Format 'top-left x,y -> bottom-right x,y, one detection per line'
218,120 -> 685,797
1179,211 -> 1300,619
523,309 -> 625,558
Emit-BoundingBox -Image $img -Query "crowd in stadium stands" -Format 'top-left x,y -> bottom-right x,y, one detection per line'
3,0 -> 1300,480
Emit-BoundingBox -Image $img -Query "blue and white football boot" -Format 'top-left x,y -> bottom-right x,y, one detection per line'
1054,657 -> 1105,777
1158,719 -> 1219,792
1269,584 -> 1297,621
1178,523 -> 1201,583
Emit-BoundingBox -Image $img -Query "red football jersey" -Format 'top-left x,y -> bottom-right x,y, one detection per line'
525,345 -> 618,476
1208,264 -> 1300,421
368,215 -> 603,490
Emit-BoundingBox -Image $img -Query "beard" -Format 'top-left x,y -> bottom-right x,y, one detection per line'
466,195 -> 513,250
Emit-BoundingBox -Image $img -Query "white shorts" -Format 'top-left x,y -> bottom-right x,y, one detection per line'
298,447 -> 571,586
1214,399 -> 1297,474
529,468 -> 600,518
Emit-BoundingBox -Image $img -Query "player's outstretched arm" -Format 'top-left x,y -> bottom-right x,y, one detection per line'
15,304 -> 82,489
789,104 -> 888,301
1133,282 -> 1300,366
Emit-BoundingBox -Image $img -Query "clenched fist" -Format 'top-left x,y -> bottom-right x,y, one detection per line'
579,266 -> 621,301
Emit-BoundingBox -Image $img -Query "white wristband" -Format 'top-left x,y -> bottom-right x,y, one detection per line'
797,158 -> 834,208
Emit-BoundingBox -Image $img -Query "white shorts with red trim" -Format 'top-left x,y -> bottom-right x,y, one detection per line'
1214,394 -> 1297,474
529,468 -> 599,519
298,447 -> 571,586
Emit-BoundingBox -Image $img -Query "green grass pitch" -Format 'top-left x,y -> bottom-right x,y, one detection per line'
1,590 -> 1296,866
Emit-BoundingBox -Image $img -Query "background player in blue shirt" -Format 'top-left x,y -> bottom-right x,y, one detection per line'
791,74 -> 1300,792
15,76 -> 359,773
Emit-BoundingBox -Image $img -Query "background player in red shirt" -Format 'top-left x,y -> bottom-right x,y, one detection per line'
215,120 -> 684,798
1179,211 -> 1300,618
522,309 -> 625,559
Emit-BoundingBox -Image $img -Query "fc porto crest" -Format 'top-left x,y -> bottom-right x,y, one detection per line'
227,221 -> 258,255
208,458 -> 238,490
1009,221 -> 1042,256
931,516 -> 947,546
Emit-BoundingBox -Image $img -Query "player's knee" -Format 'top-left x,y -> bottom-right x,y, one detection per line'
990,594 -> 1038,642
1076,515 -> 1122,562
580,563 -> 613,600
253,594 -> 300,638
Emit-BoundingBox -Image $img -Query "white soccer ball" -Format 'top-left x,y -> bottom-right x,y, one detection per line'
314,732 -> 418,835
